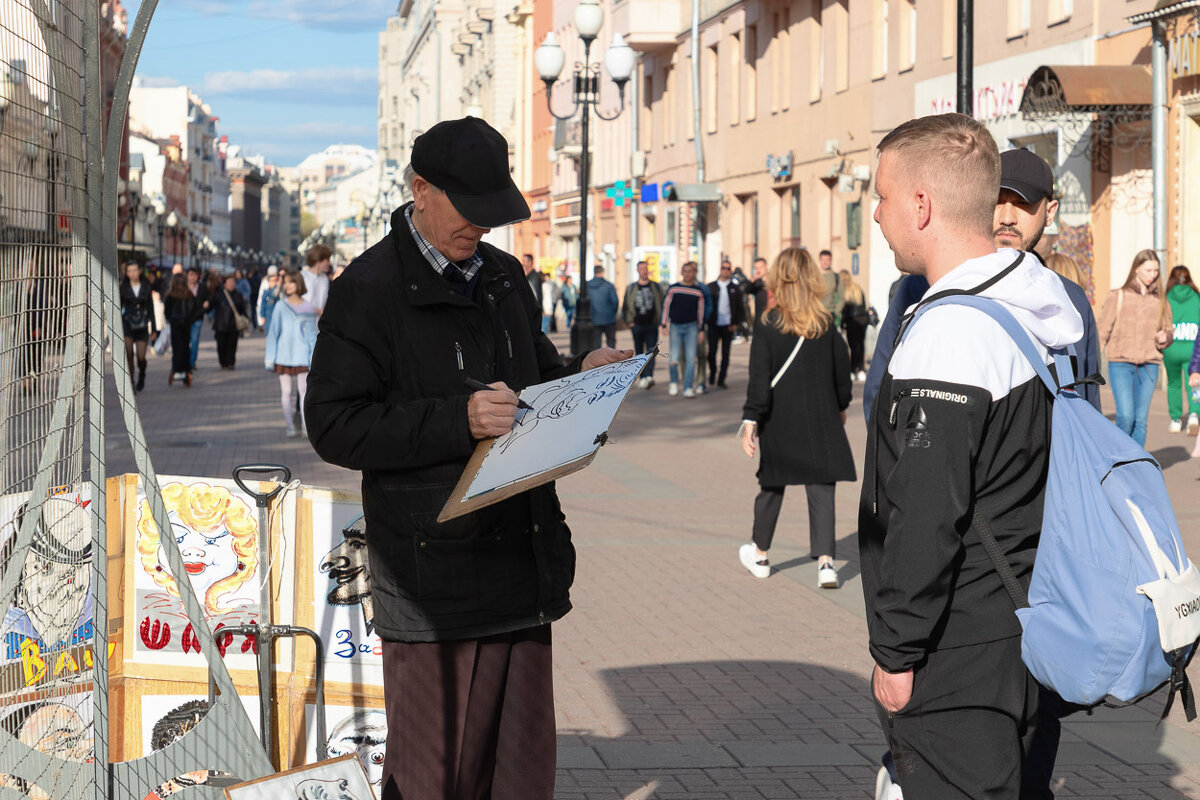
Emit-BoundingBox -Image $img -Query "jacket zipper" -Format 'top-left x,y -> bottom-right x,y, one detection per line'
504,329 -> 513,359
454,341 -> 464,372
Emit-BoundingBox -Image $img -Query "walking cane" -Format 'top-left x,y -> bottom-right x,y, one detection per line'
222,463 -> 329,766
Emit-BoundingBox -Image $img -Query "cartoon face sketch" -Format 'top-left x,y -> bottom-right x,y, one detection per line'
147,700 -> 210,794
295,778 -> 362,800
325,710 -> 386,787
319,516 -> 374,632
1,701 -> 93,764
1,496 -> 92,649
135,482 -> 259,615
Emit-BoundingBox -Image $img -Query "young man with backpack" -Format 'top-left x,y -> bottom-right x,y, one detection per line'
859,113 -> 1083,799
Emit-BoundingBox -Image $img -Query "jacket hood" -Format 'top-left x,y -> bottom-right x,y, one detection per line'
1168,284 -> 1200,305
922,249 -> 1084,350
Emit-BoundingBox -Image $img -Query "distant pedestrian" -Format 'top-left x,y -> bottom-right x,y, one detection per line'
185,267 -> 210,370
706,260 -> 745,389
748,256 -> 769,329
211,274 -> 248,369
561,274 -> 578,327
621,260 -> 665,389
264,269 -> 319,438
817,249 -> 843,327
661,261 -> 706,397
694,278 -> 713,394
119,261 -> 156,392
302,244 -> 332,312
1097,249 -> 1173,447
738,247 -> 854,588
541,273 -> 560,334
233,268 -> 252,311
587,264 -> 619,349
839,269 -> 870,382
257,266 -> 281,333
1164,265 -> 1200,435
164,273 -> 202,386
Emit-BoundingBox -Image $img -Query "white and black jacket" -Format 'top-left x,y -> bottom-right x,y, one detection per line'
858,250 -> 1084,674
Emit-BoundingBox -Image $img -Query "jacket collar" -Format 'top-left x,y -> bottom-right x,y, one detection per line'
389,203 -> 515,308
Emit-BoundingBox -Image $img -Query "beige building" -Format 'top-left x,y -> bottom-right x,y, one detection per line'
627,0 -> 1157,316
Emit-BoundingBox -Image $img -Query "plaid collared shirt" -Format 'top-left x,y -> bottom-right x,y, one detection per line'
404,205 -> 484,281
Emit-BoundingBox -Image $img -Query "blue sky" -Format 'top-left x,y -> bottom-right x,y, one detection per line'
126,0 -> 393,165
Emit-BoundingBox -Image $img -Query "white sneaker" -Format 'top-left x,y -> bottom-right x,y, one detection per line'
682,387 -> 695,398
668,382 -> 679,396
644,377 -> 655,390
818,563 -> 839,589
1170,418 -> 1183,433
875,765 -> 904,800
1189,413 -> 1199,436
285,427 -> 300,438
738,544 -> 770,579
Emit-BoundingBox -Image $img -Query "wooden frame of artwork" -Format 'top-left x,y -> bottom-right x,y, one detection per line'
223,753 -> 375,800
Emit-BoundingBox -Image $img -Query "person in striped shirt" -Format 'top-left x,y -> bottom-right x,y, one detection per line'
660,261 -> 707,397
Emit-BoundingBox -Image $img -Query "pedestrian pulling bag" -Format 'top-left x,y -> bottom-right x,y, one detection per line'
909,294 -> 1200,718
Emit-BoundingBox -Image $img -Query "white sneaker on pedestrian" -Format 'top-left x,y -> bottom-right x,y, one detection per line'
818,563 -> 839,589
875,766 -> 904,800
738,544 -> 770,579
645,377 -> 655,390
668,382 -> 679,396
637,376 -> 649,389
1170,418 -> 1183,433
1189,413 -> 1199,436
682,387 -> 695,398
286,426 -> 300,438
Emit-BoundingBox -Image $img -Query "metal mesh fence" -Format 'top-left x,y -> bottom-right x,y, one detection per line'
0,2 -> 272,797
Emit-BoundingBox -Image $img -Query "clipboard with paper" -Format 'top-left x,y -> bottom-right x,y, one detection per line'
438,352 -> 653,522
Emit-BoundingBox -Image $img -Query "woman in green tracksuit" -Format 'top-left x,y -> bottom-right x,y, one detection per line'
1165,266 -> 1200,435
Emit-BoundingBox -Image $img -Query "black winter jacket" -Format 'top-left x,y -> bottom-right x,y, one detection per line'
706,279 -> 746,327
211,288 -> 246,334
119,279 -> 156,336
305,204 -> 585,643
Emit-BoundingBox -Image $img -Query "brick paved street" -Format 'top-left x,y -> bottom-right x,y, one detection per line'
106,322 -> 1200,799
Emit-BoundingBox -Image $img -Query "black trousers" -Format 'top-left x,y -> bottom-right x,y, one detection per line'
874,636 -> 1040,800
591,323 -> 616,350
845,320 -> 867,373
706,323 -> 733,385
381,625 -> 556,800
214,330 -> 239,368
752,483 -> 835,557
631,323 -> 658,377
170,323 -> 192,374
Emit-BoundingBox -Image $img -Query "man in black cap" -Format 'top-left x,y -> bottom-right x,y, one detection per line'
304,117 -> 630,800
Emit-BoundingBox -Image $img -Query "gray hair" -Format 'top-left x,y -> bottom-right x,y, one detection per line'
402,163 -> 442,196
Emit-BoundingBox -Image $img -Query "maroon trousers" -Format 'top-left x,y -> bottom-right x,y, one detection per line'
380,625 -> 556,800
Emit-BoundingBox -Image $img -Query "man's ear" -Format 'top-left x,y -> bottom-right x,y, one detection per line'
914,188 -> 933,230
1044,198 -> 1059,229
411,177 -> 428,210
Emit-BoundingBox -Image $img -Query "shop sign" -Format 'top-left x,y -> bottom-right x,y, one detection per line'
929,78 -> 1028,123
1170,30 -> 1200,79
766,151 -> 793,181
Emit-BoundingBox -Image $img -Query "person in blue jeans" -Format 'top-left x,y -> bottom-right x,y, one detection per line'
1097,249 -> 1173,447
184,267 -> 210,369
660,261 -> 706,397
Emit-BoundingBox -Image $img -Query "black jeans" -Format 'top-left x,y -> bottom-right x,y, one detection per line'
874,637 -> 1039,799
845,320 -> 867,373
630,323 -> 658,378
591,323 -> 617,350
752,483 -> 835,557
215,330 -> 239,368
706,323 -> 733,385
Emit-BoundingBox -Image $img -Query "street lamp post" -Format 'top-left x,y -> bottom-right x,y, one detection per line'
165,209 -> 181,266
536,0 -> 634,355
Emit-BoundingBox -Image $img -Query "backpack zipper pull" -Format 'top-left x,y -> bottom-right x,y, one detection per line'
455,341 -> 464,371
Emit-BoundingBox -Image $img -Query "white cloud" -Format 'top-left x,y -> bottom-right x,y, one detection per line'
161,0 -> 396,32
200,67 -> 376,104
225,121 -> 375,142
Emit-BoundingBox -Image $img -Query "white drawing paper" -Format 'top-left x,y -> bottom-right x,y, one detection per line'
303,703 -> 387,791
224,754 -> 376,800
464,354 -> 650,500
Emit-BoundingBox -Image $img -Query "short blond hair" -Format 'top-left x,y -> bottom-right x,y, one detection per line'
877,113 -> 1000,236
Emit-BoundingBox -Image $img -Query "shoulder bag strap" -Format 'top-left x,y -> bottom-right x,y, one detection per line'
770,336 -> 805,389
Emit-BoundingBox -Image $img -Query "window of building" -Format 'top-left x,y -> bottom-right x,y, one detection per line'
942,0 -> 955,59
834,0 -> 849,93
729,31 -> 741,126
808,1 -> 822,103
686,55 -> 695,140
899,0 -> 916,72
872,0 -> 888,80
779,8 -> 791,110
1008,0 -> 1030,38
641,72 -> 653,150
790,185 -> 801,243
705,44 -> 718,133
741,193 -> 759,263
665,66 -> 676,145
745,25 -> 757,121
666,207 -> 677,246
1048,0 -> 1072,25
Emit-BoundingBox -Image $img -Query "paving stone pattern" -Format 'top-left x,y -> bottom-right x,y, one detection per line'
104,322 -> 1200,798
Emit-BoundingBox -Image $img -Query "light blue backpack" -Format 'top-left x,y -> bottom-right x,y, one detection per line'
908,294 -> 1200,717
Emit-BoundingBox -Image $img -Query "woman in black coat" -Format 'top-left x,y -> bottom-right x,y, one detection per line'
119,261 -> 156,391
163,273 -> 203,385
739,247 -> 855,588
211,273 -> 247,369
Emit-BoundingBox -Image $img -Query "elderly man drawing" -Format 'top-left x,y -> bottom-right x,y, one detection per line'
305,117 -> 629,800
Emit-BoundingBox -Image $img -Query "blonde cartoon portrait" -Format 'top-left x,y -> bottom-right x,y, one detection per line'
136,482 -> 259,618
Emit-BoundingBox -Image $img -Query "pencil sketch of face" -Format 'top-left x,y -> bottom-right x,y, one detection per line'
10,702 -> 92,763
160,516 -> 239,601
295,777 -> 362,800
583,365 -> 639,403
326,709 -> 387,787
320,517 -> 374,632
7,497 -> 92,648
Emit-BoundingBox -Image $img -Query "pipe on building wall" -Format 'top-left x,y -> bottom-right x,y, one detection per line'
690,0 -> 707,274
630,57 -> 639,265
1151,18 -> 1167,263
956,0 -> 973,115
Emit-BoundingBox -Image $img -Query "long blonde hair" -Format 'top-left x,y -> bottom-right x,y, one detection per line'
839,269 -> 865,305
1044,253 -> 1085,289
766,248 -> 831,338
